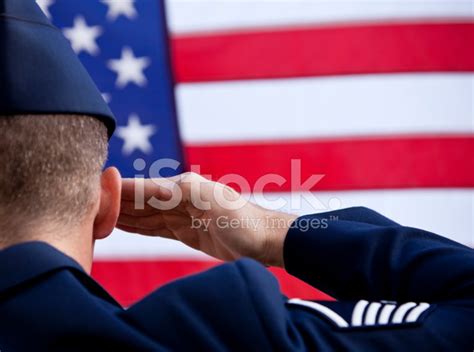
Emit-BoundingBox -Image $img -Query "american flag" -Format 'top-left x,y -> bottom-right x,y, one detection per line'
38,0 -> 473,306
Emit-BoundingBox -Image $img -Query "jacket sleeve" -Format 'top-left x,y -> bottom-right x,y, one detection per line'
284,207 -> 474,302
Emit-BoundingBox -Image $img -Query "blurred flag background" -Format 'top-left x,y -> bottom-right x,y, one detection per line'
38,0 -> 473,306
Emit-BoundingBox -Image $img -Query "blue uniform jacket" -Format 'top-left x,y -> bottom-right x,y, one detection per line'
0,207 -> 472,351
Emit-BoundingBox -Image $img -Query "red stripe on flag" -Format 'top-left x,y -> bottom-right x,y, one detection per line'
92,260 -> 331,307
185,135 -> 474,191
172,22 -> 474,82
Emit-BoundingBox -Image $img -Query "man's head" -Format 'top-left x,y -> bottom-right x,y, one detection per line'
0,114 -> 121,252
0,0 -> 120,270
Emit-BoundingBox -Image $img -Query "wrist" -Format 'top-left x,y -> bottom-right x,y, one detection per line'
261,211 -> 298,268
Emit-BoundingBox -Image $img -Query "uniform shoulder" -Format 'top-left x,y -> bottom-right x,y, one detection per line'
123,258 -> 283,350
129,258 -> 279,308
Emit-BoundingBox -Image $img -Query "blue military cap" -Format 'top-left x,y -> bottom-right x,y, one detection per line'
0,0 -> 116,137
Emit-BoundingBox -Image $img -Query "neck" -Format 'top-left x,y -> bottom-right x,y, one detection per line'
49,232 -> 95,273
0,221 -> 95,273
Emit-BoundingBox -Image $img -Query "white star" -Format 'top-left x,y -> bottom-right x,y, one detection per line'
116,114 -> 156,155
63,16 -> 102,56
101,0 -> 137,21
107,47 -> 150,88
36,0 -> 54,18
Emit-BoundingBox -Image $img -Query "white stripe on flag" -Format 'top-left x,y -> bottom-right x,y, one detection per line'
166,0 -> 473,34
251,189 -> 473,247
176,74 -> 473,143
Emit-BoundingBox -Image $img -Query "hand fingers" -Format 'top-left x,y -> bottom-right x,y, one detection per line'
121,178 -> 175,202
120,199 -> 160,217
117,211 -> 192,233
120,199 -> 190,219
117,212 -> 167,231
116,223 -> 176,239
121,173 -> 215,203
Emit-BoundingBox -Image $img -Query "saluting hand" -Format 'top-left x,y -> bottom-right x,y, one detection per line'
117,172 -> 296,267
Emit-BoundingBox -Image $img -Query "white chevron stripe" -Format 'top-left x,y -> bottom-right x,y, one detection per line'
287,299 -> 349,328
405,303 -> 430,323
288,300 -> 431,328
364,302 -> 382,325
391,302 -> 417,324
378,304 -> 397,325
351,300 -> 369,327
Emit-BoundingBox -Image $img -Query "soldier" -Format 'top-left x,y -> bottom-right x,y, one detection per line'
0,0 -> 472,351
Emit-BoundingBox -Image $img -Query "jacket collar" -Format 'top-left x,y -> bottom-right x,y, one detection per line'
0,241 -> 121,306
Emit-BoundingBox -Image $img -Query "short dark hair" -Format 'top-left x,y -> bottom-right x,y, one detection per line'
0,114 -> 108,239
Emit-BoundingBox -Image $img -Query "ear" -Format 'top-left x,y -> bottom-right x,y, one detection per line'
93,167 -> 122,240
